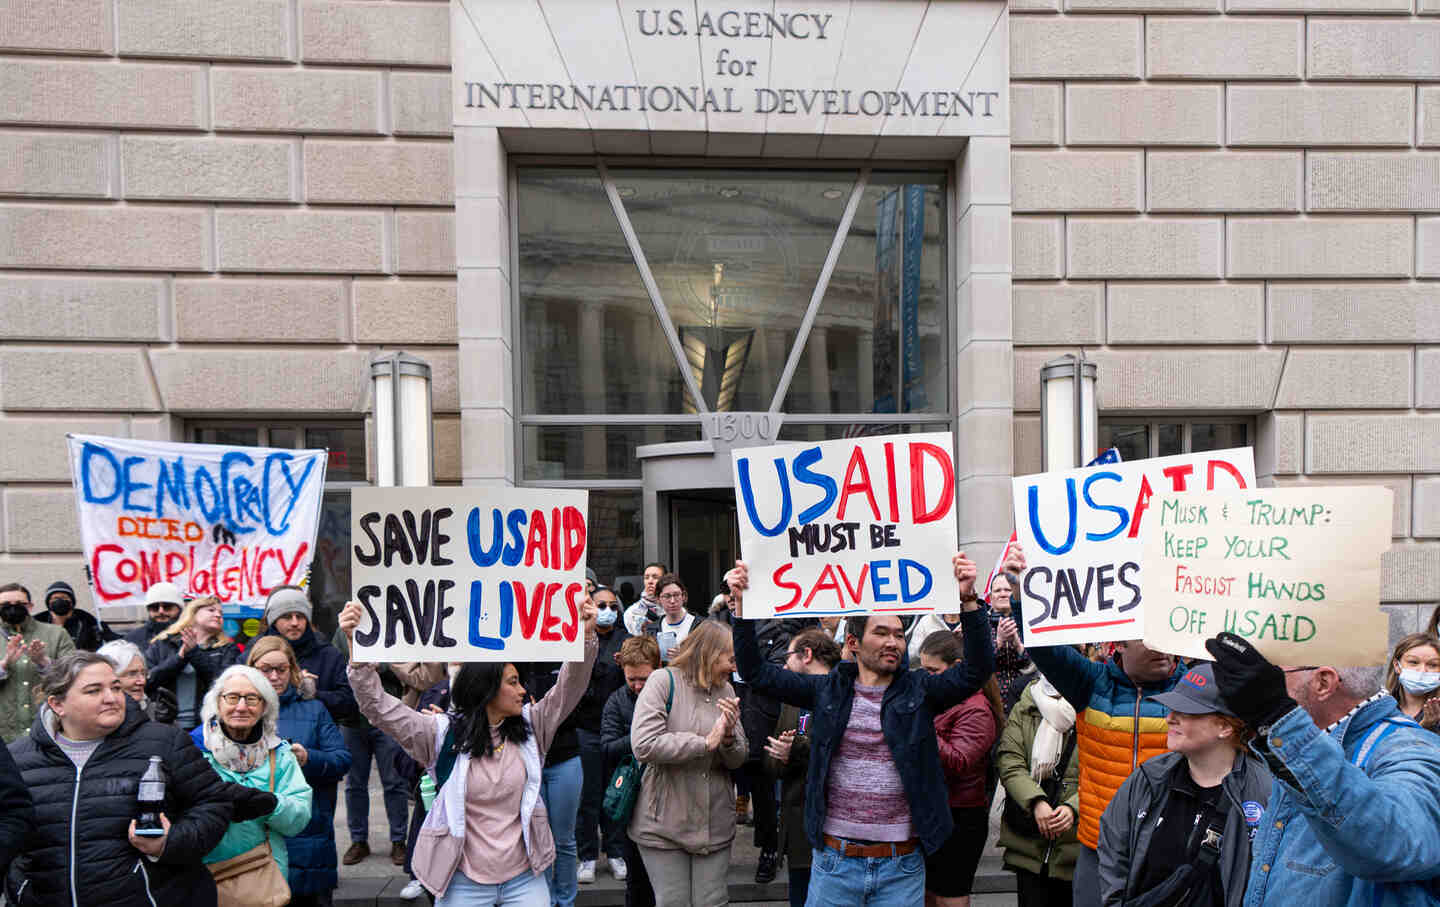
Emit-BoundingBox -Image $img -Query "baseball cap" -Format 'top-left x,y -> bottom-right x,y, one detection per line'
1149,663 -> 1237,717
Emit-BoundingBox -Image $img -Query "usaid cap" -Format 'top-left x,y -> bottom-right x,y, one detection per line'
1149,663 -> 1237,717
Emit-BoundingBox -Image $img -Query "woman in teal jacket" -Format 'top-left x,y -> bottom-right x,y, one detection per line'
189,664 -> 313,881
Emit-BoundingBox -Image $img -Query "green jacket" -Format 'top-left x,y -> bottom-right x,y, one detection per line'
995,683 -> 1081,880
192,736 -> 313,876
0,616 -> 76,743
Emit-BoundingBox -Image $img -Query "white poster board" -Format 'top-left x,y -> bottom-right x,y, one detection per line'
349,486 -> 589,662
1011,447 -> 1256,647
67,434 -> 326,608
732,432 -> 958,619
1142,486 -> 1393,666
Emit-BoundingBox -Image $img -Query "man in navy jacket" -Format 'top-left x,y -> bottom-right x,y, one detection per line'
727,547 -> 1017,906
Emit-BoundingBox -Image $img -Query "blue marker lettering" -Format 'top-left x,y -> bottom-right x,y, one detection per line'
155,456 -> 187,517
502,508 -> 527,566
120,456 -> 152,513
467,580 -> 509,651
1028,480 -> 1078,555
738,457 -> 792,537
467,507 -> 504,567
870,559 -> 897,602
898,559 -> 933,602
1083,471 -> 1128,542
79,442 -> 122,505
793,446 -> 838,525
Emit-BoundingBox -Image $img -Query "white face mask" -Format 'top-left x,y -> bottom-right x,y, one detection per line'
595,607 -> 618,628
1399,668 -> 1440,695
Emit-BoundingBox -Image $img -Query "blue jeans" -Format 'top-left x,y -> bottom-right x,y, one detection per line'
438,869 -> 549,907
541,755 -> 583,907
342,724 -> 409,844
804,845 -> 925,907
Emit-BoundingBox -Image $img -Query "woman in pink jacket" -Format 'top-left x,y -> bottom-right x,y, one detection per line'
917,631 -> 1006,907
337,597 -> 598,906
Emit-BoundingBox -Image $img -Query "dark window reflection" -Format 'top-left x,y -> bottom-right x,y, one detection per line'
1099,423 -> 1149,462
196,427 -> 259,447
305,427 -> 366,481
308,489 -> 350,638
777,422 -> 951,443
1158,424 -> 1183,457
518,168 -> 691,415
523,424 -> 702,480
1191,423 -> 1247,452
585,490 -> 643,601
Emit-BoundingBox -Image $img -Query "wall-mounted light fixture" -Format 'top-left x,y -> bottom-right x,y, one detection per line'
370,351 -> 433,487
1040,352 -> 1097,472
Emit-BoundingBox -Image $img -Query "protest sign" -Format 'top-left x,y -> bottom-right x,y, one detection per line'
1012,447 -> 1256,647
1141,486 -> 1392,666
67,434 -> 326,608
732,432 -> 957,619
349,485 -> 588,662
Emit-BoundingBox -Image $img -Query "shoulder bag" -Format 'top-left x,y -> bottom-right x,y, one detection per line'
603,668 -> 674,824
208,750 -> 291,907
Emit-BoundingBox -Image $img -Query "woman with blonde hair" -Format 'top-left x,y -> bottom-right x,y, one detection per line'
1383,632 -> 1440,731
630,619 -> 748,907
247,636 -> 351,906
146,595 -> 240,731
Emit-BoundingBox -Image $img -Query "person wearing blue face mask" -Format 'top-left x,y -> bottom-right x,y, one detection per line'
574,584 -> 634,885
1384,633 -> 1440,732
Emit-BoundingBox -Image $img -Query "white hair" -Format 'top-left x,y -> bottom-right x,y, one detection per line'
1337,665 -> 1384,699
97,640 -> 145,673
201,665 -> 280,737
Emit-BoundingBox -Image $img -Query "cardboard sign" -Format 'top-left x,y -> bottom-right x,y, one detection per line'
1141,486 -> 1393,666
349,486 -> 588,662
1012,447 -> 1256,647
67,434 -> 326,608
732,432 -> 958,619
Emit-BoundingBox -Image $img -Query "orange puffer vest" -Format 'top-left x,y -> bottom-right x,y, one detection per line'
1075,704 -> 1171,849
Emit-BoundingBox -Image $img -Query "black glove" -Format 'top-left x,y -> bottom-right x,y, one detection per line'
229,785 -> 279,822
1205,632 -> 1297,730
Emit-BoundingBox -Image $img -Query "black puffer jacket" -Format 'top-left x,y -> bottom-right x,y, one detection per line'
144,636 -> 241,731
6,698 -> 233,907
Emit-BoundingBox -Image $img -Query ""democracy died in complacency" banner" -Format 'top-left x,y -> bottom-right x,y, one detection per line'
732,432 -> 958,619
1012,447 -> 1256,647
1141,485 -> 1393,667
349,486 -> 589,662
67,434 -> 327,608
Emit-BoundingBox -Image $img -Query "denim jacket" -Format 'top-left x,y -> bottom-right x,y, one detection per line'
732,610 -> 994,855
1243,694 -> 1440,907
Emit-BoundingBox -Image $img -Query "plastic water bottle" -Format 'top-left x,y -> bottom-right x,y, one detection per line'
420,773 -> 437,811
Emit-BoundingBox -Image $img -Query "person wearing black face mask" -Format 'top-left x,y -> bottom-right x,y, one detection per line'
34,581 -> 118,652
0,582 -> 76,743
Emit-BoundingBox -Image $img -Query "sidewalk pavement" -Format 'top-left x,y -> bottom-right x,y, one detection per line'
334,770 -> 1020,906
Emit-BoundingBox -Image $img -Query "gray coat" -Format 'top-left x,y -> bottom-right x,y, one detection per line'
1098,749 -> 1272,907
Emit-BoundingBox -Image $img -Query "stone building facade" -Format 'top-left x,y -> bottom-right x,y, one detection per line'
0,0 -> 1435,640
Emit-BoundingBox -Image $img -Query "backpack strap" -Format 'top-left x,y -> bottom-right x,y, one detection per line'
666,668 -> 674,713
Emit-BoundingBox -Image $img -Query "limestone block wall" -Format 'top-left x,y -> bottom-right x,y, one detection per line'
0,0 -> 459,610
1008,3 -> 1440,637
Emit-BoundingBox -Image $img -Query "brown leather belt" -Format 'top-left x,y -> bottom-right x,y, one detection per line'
822,834 -> 920,858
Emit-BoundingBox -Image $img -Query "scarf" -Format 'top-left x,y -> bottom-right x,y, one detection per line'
1030,677 -> 1077,782
203,715 -> 283,774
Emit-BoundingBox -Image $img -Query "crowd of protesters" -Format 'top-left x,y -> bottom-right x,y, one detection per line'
3,543 -> 1440,907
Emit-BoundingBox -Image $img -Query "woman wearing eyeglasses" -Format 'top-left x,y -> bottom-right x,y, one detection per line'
651,575 -> 699,665
97,639 -> 177,724
248,637 -> 352,907
189,664 -> 315,890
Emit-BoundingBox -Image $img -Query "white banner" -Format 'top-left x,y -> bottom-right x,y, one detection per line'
67,434 -> 327,608
1011,447 -> 1256,647
349,486 -> 589,662
733,432 -> 958,619
1142,486 -> 1393,666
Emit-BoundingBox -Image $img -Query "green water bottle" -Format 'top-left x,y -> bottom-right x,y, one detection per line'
420,772 -> 437,811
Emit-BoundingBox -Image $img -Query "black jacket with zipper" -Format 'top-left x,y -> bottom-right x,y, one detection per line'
5,697 -> 234,907
1098,749 -> 1272,907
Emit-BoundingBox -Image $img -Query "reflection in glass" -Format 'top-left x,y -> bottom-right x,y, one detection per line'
308,490 -> 351,638
196,427 -> 259,448
587,490 -> 643,599
269,428 -> 298,449
1099,423 -> 1149,463
518,168 -> 690,415
1191,423 -> 1247,452
784,173 -> 948,415
305,427 -> 366,481
612,168 -> 856,413
523,424 -> 702,480
1158,424 -> 1183,457
777,422 -> 951,443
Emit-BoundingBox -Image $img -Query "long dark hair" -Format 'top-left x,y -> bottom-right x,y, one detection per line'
449,663 -> 530,758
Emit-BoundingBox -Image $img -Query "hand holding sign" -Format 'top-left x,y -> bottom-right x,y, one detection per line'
338,601 -> 363,658
953,552 -> 979,607
724,561 -> 749,619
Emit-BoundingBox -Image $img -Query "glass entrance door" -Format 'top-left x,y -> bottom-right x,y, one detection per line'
667,491 -> 738,617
